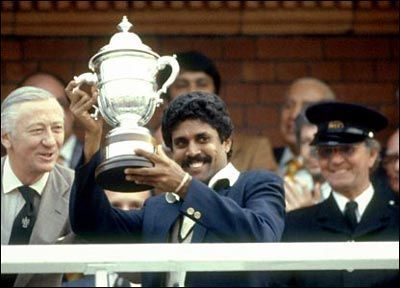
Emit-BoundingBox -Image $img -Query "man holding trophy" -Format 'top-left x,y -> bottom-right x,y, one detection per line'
65,17 -> 284,287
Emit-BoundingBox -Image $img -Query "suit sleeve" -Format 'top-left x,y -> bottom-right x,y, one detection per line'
181,171 -> 285,242
69,151 -> 143,240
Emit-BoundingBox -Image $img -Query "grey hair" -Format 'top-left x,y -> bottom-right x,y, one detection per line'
364,138 -> 381,174
290,77 -> 336,100
1,86 -> 62,136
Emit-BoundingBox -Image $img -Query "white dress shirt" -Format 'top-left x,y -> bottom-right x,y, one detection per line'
332,184 -> 374,223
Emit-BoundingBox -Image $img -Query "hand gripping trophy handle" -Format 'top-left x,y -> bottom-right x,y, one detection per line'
73,73 -> 101,120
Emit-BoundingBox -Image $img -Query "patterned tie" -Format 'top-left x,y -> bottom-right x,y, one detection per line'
8,186 -> 38,245
344,201 -> 358,231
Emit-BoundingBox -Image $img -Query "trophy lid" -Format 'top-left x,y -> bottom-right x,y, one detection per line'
90,16 -> 159,68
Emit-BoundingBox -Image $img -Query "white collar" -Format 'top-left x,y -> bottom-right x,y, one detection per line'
208,162 -> 240,189
332,184 -> 374,220
165,163 -> 240,203
2,156 -> 48,196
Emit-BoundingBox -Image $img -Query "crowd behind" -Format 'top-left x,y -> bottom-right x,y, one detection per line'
1,51 -> 398,287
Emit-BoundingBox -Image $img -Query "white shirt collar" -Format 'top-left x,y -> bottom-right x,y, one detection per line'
332,184 -> 374,221
2,156 -> 48,196
208,162 -> 240,189
165,163 -> 240,204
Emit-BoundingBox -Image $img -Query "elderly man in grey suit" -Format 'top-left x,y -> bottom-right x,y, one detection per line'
1,87 -> 74,287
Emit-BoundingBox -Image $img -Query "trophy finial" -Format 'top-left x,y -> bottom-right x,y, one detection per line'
118,16 -> 133,32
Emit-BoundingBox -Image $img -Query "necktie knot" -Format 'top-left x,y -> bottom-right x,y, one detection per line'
346,200 -> 358,211
344,200 -> 358,231
19,186 -> 36,214
19,185 -> 36,202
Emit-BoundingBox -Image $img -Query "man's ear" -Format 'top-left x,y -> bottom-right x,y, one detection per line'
223,137 -> 233,154
368,146 -> 379,169
1,132 -> 11,150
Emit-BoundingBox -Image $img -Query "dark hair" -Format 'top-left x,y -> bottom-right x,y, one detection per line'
176,51 -> 221,94
158,51 -> 221,100
162,91 -> 234,158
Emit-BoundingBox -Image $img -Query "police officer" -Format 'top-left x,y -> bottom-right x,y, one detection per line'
271,102 -> 399,287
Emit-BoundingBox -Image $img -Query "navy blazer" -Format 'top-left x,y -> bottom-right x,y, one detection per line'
270,192 -> 399,287
70,152 -> 285,287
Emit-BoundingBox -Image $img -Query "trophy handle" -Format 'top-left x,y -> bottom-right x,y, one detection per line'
155,55 -> 180,103
73,73 -> 101,120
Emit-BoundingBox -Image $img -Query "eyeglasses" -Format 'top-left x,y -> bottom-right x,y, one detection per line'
383,153 -> 399,166
316,144 -> 358,159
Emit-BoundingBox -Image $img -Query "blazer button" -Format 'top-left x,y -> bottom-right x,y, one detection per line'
194,211 -> 202,220
186,207 -> 195,216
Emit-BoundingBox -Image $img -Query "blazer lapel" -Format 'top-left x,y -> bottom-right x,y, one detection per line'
353,192 -> 392,238
191,223 -> 207,243
29,166 -> 70,245
151,199 -> 181,242
1,158 -> 6,243
315,194 -> 351,235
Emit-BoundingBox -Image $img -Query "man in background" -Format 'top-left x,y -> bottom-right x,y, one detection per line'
274,77 -> 336,176
284,111 -> 331,212
383,128 -> 399,204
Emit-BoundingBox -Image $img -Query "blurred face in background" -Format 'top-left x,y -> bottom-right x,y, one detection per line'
148,70 -> 216,141
384,129 -> 399,193
169,71 -> 215,100
281,80 -> 333,153
105,190 -> 151,211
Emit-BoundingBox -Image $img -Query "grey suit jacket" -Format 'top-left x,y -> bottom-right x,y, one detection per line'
1,156 -> 75,287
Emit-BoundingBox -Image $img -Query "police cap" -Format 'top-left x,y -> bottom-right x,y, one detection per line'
305,101 -> 388,146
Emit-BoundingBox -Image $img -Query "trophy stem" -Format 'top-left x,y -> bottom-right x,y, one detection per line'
95,126 -> 155,192
95,155 -> 153,192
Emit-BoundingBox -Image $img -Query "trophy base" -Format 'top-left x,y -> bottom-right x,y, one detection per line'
95,155 -> 154,192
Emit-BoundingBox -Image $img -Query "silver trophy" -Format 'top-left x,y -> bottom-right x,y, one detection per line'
74,16 -> 179,192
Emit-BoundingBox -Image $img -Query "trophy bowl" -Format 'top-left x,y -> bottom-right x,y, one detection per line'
74,16 -> 179,192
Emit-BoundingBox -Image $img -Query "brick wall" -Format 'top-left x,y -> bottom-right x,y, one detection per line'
1,34 -> 399,149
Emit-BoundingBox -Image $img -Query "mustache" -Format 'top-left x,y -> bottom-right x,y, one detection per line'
181,154 -> 212,168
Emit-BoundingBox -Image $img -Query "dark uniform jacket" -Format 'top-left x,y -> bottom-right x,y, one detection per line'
271,191 -> 399,287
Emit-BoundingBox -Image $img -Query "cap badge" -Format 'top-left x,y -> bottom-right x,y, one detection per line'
328,120 -> 344,130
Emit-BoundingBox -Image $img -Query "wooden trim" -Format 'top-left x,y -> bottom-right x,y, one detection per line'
1,1 -> 398,36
